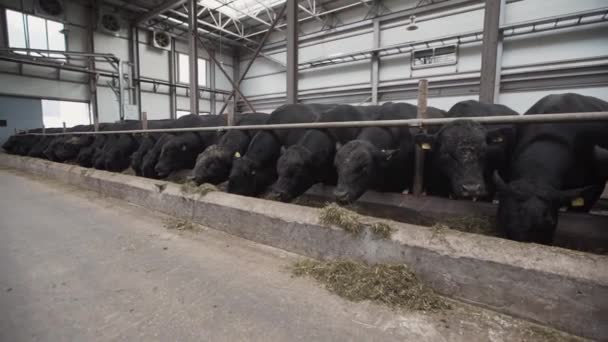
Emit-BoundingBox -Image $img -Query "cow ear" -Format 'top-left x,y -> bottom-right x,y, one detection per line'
280,146 -> 286,155
486,127 -> 513,145
593,146 -> 608,176
553,185 -> 601,207
414,133 -> 435,151
376,149 -> 399,167
335,142 -> 343,151
492,170 -> 509,193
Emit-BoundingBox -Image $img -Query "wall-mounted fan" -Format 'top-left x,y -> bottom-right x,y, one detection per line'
35,0 -> 64,20
99,12 -> 122,36
152,31 -> 171,51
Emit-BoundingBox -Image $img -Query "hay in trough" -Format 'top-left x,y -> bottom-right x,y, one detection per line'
180,181 -> 218,197
291,259 -> 449,312
319,203 -> 363,235
319,203 -> 394,238
434,215 -> 500,237
164,218 -> 197,231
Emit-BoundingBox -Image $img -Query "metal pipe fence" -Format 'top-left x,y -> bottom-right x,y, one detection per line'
18,111 -> 608,136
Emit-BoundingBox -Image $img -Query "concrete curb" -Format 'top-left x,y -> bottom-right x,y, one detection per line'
1,153 -> 607,340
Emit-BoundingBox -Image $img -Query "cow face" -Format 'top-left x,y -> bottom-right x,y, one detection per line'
104,135 -> 136,172
494,172 -> 594,243
155,139 -> 190,178
267,146 -> 315,202
191,145 -> 234,185
55,136 -> 87,161
415,120 -> 511,199
333,140 -> 396,204
227,157 -> 258,196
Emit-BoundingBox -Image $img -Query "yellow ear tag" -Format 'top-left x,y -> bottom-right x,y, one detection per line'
421,143 -> 431,150
234,151 -> 241,158
492,137 -> 504,143
571,197 -> 585,207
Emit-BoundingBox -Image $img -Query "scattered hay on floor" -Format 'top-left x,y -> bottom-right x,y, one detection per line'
319,203 -> 394,238
433,215 -> 500,237
180,180 -> 218,197
291,259 -> 449,312
163,218 -> 197,231
369,222 -> 395,239
319,203 -> 363,235
521,325 -> 583,342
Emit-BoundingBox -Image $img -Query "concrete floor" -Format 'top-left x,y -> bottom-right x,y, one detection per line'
0,169 -> 578,342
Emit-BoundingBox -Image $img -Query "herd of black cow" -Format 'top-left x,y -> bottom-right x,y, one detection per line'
3,93 -> 608,245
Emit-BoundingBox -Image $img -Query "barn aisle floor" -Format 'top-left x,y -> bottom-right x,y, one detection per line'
0,169 -> 575,341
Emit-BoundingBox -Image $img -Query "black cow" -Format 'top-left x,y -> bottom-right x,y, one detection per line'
129,120 -> 175,176
3,129 -> 46,156
332,103 -> 445,204
154,115 -> 226,177
191,112 -> 270,185
415,100 -> 519,199
494,93 -> 608,243
228,103 -> 336,196
267,104 -> 381,202
52,123 -> 117,162
43,125 -> 93,162
90,121 -> 141,171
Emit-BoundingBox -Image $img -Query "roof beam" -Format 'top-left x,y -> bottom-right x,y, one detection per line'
135,0 -> 189,25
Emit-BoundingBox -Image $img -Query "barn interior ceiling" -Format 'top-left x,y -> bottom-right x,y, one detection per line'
104,0 -> 447,51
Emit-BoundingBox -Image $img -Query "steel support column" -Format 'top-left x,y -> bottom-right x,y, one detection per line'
88,0 -> 99,130
286,0 -> 299,104
130,26 -> 142,119
188,0 -> 199,115
371,19 -> 380,104
209,49 -> 217,115
198,37 -> 255,114
231,54 -> 239,121
479,0 -> 505,104
218,3 -> 287,115
169,38 -> 177,119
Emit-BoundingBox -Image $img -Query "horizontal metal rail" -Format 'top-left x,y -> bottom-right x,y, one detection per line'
20,111 -> 608,136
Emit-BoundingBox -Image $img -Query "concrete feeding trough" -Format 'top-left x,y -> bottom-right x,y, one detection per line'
298,184 -> 608,254
1,153 -> 607,340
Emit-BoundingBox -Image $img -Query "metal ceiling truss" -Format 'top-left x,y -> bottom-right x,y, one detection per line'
135,0 -> 380,44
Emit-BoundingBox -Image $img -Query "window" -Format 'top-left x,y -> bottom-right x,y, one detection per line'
0,120 -> 7,127
177,52 -> 208,86
412,45 -> 457,68
5,9 -> 66,58
42,100 -> 90,128
176,110 -> 211,117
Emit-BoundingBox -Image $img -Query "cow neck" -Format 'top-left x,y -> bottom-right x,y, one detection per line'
512,139 -> 571,189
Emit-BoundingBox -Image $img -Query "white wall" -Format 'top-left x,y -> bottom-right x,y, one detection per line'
239,0 -> 608,112
0,0 -> 235,123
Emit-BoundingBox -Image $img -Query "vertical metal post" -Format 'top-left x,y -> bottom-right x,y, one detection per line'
188,0 -> 200,115
88,0 -> 99,128
230,53 -> 239,124
62,122 -> 67,133
413,79 -> 428,196
169,38 -> 177,119
131,25 -> 142,119
371,19 -> 380,104
479,0 -> 505,104
117,59 -> 125,120
42,125 -> 45,135
286,0 -> 298,104
142,111 -> 148,130
209,49 -> 217,115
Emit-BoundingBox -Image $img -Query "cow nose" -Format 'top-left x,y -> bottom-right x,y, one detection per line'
334,188 -> 351,204
462,183 -> 481,193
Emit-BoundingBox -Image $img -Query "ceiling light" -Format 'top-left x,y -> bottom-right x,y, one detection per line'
406,15 -> 419,31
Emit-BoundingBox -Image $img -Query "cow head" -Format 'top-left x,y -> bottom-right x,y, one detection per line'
55,136 -> 88,162
155,136 -> 193,178
267,146 -> 316,202
494,172 -> 596,243
104,135 -> 137,172
333,140 -> 397,204
191,145 -> 235,185
228,156 -> 276,197
415,120 -> 512,199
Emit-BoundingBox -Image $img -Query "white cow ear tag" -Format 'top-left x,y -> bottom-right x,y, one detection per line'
492,136 -> 504,143
234,151 -> 241,158
571,197 -> 585,207
421,143 -> 431,150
